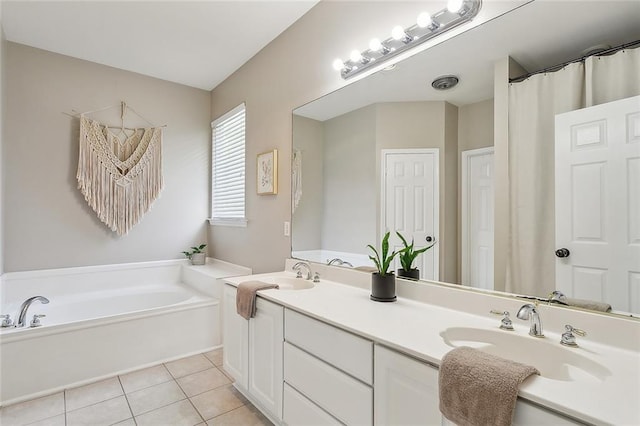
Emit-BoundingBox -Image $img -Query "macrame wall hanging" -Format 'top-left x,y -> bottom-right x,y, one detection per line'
76,102 -> 164,236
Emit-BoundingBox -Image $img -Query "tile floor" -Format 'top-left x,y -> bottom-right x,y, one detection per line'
0,349 -> 272,426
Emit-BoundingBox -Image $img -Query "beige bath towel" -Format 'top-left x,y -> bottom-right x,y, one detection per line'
236,281 -> 279,320
439,346 -> 539,426
355,266 -> 377,273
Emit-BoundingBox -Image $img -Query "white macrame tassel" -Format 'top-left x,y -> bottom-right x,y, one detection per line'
77,116 -> 163,236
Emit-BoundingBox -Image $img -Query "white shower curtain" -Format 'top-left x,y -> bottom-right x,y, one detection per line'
506,47 -> 640,296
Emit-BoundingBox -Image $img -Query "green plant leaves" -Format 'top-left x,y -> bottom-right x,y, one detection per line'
396,231 -> 435,271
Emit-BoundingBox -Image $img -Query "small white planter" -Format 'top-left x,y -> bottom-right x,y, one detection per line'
190,253 -> 206,265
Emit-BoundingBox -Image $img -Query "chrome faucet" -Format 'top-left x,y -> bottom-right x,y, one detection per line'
516,303 -> 544,337
17,296 -> 50,327
292,262 -> 312,280
327,258 -> 353,267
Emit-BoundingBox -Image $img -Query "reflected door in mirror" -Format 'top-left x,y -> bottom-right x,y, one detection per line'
382,149 -> 439,281
555,95 -> 640,313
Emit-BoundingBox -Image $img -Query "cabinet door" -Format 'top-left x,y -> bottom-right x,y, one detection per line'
374,345 -> 441,426
222,284 -> 248,390
249,297 -> 284,421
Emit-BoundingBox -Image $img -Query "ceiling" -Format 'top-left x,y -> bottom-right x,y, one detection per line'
1,1 -> 319,91
295,1 -> 640,121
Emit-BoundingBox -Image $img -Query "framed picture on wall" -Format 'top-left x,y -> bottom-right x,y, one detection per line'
257,149 -> 278,195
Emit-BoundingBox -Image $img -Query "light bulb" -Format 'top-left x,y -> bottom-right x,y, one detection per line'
417,12 -> 432,28
332,58 -> 345,71
369,38 -> 382,51
350,50 -> 363,63
447,0 -> 464,13
391,25 -> 406,41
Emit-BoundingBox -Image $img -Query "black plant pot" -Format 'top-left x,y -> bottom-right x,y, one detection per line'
370,272 -> 397,302
397,268 -> 420,280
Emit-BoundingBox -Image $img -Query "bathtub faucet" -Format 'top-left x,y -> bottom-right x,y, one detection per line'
17,296 -> 50,327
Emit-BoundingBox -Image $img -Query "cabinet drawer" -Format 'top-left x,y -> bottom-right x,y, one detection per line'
284,343 -> 372,425
285,309 -> 373,384
284,383 -> 343,426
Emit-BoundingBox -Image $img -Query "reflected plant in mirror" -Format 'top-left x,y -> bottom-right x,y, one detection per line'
396,232 -> 435,280
291,1 -> 640,317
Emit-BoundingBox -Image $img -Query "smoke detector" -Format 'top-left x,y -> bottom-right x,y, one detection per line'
431,75 -> 459,90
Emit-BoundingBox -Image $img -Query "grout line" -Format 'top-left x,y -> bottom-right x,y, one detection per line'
63,390 -> 68,426
185,398 -> 206,425
117,376 -> 136,425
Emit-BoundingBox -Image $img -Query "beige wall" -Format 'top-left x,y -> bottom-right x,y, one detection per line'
456,98 -> 494,280
291,115 -> 324,251
4,43 -> 211,271
0,12 -> 4,274
209,1 -> 437,273
323,105 -> 376,254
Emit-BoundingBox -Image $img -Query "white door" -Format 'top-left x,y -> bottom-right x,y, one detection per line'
461,148 -> 495,289
222,284 -> 248,389
381,149 -> 439,281
248,297 -> 284,421
555,95 -> 640,313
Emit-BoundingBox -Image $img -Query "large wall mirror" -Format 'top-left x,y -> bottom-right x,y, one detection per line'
292,1 -> 640,317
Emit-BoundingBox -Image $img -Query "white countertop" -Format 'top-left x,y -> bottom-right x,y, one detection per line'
225,272 -> 640,426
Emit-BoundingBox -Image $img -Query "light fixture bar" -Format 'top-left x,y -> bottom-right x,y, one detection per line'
335,0 -> 482,80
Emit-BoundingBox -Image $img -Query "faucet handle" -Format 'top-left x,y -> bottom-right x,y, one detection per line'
30,314 -> 46,328
490,310 -> 514,331
313,272 -> 320,283
561,324 -> 586,347
1,314 -> 15,328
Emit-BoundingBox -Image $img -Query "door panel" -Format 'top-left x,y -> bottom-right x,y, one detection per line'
555,95 -> 640,313
382,149 -> 439,281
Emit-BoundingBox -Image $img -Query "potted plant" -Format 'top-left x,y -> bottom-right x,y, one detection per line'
367,232 -> 405,302
182,244 -> 207,265
396,232 -> 435,280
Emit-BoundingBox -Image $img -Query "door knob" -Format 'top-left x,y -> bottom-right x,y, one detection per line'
426,236 -> 434,242
555,248 -> 570,258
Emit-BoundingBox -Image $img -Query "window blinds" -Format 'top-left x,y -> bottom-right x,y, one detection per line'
212,104 -> 245,222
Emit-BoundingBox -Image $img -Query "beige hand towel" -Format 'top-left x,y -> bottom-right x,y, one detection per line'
439,346 -> 539,426
354,266 -> 377,273
565,297 -> 612,313
236,281 -> 279,320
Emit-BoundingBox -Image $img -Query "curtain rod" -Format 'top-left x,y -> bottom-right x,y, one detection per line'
509,39 -> 640,83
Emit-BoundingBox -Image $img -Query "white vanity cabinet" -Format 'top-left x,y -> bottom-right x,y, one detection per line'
222,283 -> 284,422
374,345 -> 441,425
283,309 -> 374,425
374,344 -> 583,426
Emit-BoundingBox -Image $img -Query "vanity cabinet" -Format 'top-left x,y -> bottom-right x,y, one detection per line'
374,345 -> 441,425
283,309 -> 373,425
222,284 -> 283,422
374,344 -> 583,426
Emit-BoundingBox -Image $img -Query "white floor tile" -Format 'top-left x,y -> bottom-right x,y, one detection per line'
177,368 -> 231,397
127,380 -> 186,416
65,377 -> 123,411
0,392 -> 64,426
24,413 -> 65,426
165,354 -> 214,379
120,364 -> 173,394
190,385 -> 245,421
135,399 -> 203,426
66,395 -> 131,426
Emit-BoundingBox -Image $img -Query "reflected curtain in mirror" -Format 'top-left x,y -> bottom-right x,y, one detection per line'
506,47 -> 640,298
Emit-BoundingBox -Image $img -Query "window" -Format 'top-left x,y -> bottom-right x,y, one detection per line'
210,103 -> 246,226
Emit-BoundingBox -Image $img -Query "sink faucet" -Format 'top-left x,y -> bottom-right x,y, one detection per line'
292,262 -> 312,280
17,296 -> 50,327
516,303 -> 544,337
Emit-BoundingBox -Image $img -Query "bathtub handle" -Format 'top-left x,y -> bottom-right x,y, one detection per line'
1,314 -> 15,327
30,314 -> 46,328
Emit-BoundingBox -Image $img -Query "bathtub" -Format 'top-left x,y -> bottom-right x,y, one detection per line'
0,259 -> 251,406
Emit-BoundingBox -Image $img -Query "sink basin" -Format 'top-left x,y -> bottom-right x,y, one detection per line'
440,327 -> 611,382
260,275 -> 315,290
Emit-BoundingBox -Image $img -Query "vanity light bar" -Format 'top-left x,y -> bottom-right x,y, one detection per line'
333,0 -> 482,80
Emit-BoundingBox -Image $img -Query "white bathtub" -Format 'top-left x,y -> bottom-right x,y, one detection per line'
0,259 -> 251,406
